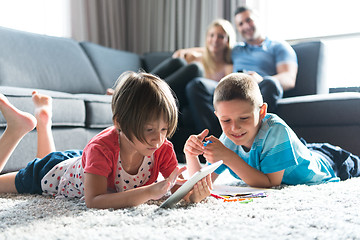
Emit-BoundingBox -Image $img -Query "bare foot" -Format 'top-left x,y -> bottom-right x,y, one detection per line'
0,93 -> 37,137
106,88 -> 114,95
31,91 -> 53,129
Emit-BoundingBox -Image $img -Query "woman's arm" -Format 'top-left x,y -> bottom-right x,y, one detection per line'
225,64 -> 234,76
172,47 -> 205,64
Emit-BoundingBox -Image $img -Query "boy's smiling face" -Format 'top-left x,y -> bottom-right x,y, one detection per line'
215,99 -> 266,150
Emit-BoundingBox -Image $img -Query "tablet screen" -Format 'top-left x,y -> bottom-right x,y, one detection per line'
159,160 -> 223,208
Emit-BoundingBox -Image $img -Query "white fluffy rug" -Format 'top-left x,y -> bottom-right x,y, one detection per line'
1,175 -> 360,239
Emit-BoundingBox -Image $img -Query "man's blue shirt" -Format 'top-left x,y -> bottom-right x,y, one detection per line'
231,38 -> 297,76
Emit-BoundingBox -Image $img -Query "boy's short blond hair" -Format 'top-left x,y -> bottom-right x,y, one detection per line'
111,71 -> 178,143
213,73 -> 263,108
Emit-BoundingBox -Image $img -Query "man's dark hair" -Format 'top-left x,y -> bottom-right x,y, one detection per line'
234,6 -> 251,16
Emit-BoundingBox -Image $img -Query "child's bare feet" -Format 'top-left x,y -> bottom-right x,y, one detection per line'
31,91 -> 55,158
32,91 -> 53,129
0,93 -> 37,137
106,88 -> 114,95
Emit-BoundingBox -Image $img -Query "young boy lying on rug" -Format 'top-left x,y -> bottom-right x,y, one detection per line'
0,71 -> 211,209
184,73 -> 360,192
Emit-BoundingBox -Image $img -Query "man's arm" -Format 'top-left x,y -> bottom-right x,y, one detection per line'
273,62 -> 298,91
247,62 -> 298,91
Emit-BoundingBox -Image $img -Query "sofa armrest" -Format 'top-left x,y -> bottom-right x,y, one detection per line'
277,92 -> 360,127
277,92 -> 360,155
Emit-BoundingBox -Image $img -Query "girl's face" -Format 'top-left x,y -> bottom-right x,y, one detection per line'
206,25 -> 229,54
215,99 -> 266,150
128,117 -> 169,157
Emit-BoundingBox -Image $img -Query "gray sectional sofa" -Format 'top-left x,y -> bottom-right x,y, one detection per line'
1,26 -> 360,173
0,26 -> 169,172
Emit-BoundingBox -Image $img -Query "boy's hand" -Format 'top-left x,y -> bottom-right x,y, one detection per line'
202,136 -> 231,164
184,129 -> 209,157
186,174 -> 212,203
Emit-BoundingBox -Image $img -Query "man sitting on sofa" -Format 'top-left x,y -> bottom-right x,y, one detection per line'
185,6 -> 298,137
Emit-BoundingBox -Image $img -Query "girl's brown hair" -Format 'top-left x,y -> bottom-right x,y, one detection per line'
111,71 -> 178,143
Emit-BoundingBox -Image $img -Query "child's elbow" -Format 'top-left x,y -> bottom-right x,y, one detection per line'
85,197 -> 105,209
85,199 -> 99,209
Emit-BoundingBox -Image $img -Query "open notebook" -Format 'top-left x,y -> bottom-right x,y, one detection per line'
211,185 -> 268,198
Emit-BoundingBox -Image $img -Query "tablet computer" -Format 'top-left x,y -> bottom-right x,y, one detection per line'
159,160 -> 223,208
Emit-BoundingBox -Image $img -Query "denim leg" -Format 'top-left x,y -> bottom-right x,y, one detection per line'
15,150 -> 83,194
259,77 -> 283,113
165,63 -> 203,109
150,57 -> 187,79
306,142 -> 360,180
185,77 -> 222,137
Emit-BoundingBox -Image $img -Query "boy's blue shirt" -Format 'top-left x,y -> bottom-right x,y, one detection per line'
215,114 -> 339,185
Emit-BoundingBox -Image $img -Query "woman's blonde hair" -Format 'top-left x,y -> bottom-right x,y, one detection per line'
111,71 -> 178,143
202,19 -> 236,76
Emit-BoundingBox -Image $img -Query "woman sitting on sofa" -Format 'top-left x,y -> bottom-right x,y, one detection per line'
107,19 -> 236,114
172,18 -> 236,82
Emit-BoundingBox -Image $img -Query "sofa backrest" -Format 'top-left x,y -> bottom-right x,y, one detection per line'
80,41 -> 142,90
284,41 -> 327,98
0,27 -> 104,94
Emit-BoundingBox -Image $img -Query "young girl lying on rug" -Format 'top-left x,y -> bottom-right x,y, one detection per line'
184,73 -> 360,191
0,72 -> 211,209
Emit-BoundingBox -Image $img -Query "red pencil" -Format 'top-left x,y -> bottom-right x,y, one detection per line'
210,193 -> 225,199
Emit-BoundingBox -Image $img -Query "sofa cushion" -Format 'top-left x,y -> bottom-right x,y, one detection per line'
0,27 -> 104,94
74,94 -> 113,128
0,86 -> 86,128
80,42 -> 142,90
